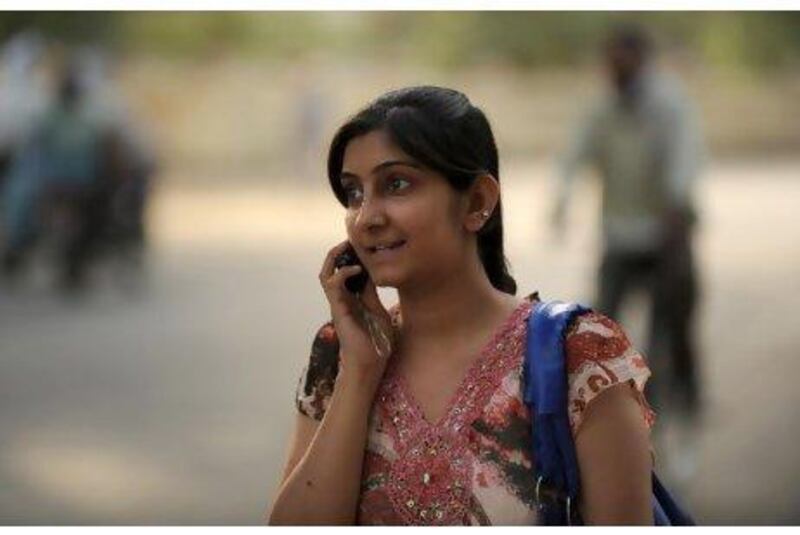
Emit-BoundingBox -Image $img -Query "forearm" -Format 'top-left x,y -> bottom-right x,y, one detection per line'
268,372 -> 377,525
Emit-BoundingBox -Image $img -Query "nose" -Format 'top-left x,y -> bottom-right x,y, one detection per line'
353,193 -> 387,232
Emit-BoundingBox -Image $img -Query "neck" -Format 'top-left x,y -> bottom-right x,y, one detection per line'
394,257 -> 523,348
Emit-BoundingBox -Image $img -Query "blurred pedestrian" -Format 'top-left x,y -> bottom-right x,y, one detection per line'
76,45 -> 157,261
293,59 -> 328,184
551,25 -> 704,417
0,31 -> 49,161
1,45 -> 156,290
2,55 -> 109,288
0,30 -> 49,203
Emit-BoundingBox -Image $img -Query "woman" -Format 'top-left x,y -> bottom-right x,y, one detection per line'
268,86 -> 654,525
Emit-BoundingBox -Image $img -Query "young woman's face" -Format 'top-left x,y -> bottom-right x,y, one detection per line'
339,129 -> 471,290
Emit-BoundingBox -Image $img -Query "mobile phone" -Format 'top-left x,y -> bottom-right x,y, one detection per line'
334,243 -> 370,294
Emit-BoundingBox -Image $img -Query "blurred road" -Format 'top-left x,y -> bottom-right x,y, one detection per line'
1,158 -> 799,524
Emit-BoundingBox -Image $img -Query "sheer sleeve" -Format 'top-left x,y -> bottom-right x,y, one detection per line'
564,312 -> 655,436
295,321 -> 340,421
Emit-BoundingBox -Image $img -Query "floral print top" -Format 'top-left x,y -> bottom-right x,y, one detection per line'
294,292 -> 655,525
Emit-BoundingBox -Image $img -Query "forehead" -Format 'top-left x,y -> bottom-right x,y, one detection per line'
342,129 -> 413,174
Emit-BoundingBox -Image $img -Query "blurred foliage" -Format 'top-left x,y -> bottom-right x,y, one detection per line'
0,12 -> 118,45
1,11 -> 798,72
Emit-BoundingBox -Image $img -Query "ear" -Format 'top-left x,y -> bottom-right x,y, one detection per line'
463,174 -> 500,233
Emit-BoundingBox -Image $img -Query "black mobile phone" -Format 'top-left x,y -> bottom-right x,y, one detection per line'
334,243 -> 370,294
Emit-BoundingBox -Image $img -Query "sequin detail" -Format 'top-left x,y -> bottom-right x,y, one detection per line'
372,300 -> 534,525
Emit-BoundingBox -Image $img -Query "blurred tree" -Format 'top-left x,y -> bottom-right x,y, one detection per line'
0,12 -> 120,45
1,12 -> 797,73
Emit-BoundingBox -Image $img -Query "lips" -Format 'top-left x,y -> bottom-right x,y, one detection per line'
366,240 -> 406,254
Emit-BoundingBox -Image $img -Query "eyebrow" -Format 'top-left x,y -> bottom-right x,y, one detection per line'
340,160 -> 423,182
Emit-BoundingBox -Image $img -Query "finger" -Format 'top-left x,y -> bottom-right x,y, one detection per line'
318,240 -> 352,282
325,264 -> 363,294
359,277 -> 391,323
325,266 -> 365,323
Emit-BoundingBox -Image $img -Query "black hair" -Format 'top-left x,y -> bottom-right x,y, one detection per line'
327,85 -> 517,295
606,23 -> 652,59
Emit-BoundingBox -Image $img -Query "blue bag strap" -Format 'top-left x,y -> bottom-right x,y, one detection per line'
523,299 -> 590,525
653,472 -> 695,525
523,299 -> 696,526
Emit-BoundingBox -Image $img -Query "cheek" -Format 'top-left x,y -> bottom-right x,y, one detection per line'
344,212 -> 356,234
404,202 -> 465,257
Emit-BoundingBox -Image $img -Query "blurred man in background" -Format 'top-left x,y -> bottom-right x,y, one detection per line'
1,44 -> 156,291
0,30 -> 48,204
551,25 -> 704,419
77,45 -> 157,272
2,56 -> 109,289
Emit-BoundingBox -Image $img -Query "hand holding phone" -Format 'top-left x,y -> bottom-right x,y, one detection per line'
323,241 -> 394,368
334,244 -> 370,294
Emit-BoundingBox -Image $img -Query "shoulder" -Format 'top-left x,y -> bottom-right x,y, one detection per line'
564,311 -> 643,372
295,320 -> 341,421
647,70 -> 691,113
563,311 -> 654,435
310,321 -> 339,358
304,321 -> 340,391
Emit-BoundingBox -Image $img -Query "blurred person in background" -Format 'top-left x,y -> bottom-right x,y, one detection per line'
550,25 -> 704,420
0,30 -> 49,211
1,46 -> 156,291
2,55 -> 109,289
293,59 -> 329,184
76,45 -> 158,271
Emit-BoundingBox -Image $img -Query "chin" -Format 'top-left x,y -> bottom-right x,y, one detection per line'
371,275 -> 402,289
369,268 -> 407,289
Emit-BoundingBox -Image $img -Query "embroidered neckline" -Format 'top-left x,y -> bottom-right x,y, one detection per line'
386,296 -> 534,430
370,294 -> 537,525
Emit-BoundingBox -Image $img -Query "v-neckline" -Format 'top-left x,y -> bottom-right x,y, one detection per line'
387,296 -> 534,429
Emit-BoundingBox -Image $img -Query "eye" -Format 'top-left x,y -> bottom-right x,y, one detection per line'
343,185 -> 363,206
386,176 -> 411,194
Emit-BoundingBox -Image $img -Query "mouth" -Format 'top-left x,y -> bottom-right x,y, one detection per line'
366,239 -> 407,256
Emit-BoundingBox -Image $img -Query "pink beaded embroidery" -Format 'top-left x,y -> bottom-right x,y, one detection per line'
366,300 -> 534,525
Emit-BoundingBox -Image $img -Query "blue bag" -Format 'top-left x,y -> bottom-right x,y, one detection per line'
522,300 -> 695,525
